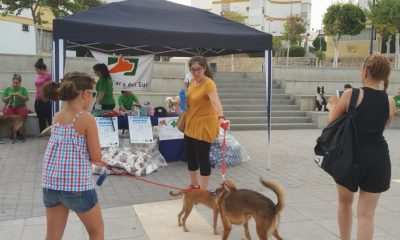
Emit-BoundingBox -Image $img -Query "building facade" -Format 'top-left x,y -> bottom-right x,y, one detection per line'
0,8 -> 54,55
192,0 -> 312,36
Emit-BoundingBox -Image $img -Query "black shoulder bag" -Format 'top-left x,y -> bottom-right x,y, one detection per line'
314,88 -> 360,181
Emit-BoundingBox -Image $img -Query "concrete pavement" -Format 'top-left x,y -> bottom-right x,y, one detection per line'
1,129 -> 400,239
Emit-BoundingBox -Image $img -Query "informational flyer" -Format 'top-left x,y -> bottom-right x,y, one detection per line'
158,117 -> 183,140
128,116 -> 154,143
95,117 -> 119,148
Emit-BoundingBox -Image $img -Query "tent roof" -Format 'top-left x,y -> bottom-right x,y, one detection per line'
53,0 -> 272,56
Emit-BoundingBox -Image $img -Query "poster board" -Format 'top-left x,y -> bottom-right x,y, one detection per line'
95,117 -> 119,147
128,116 -> 154,143
158,117 -> 183,141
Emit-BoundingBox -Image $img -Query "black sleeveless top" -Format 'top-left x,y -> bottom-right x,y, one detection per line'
355,87 -> 389,147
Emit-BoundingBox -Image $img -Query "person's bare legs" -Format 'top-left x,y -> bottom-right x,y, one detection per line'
45,205 -> 69,240
200,175 -> 209,191
76,203 -> 104,240
189,170 -> 199,186
357,190 -> 380,240
336,184 -> 354,240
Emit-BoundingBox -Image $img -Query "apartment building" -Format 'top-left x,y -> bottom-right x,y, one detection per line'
192,0 -> 312,36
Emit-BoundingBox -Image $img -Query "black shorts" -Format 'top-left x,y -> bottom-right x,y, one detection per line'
336,147 -> 391,193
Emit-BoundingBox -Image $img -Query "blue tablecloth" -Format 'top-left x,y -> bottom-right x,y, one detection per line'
117,115 -> 184,162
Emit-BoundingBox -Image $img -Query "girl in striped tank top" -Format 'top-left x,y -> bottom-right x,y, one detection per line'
41,72 -> 104,240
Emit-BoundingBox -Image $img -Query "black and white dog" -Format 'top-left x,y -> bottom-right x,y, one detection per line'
316,86 -> 329,111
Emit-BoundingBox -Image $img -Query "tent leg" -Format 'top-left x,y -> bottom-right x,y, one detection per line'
52,39 -> 65,114
264,50 -> 272,170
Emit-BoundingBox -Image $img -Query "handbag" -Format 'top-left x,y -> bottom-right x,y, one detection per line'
176,112 -> 185,133
314,88 -> 360,181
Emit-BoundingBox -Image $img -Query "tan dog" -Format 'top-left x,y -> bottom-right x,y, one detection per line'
215,179 -> 285,240
0,115 -> 24,143
169,189 -> 219,234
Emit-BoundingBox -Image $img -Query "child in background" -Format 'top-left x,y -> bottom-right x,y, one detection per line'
41,72 -> 104,240
118,90 -> 140,112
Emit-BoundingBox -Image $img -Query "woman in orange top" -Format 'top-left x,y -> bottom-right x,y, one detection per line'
184,56 -> 227,192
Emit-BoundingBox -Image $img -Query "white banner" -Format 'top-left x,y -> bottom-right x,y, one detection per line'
91,51 -> 154,91
95,117 -> 119,148
158,117 -> 183,140
128,116 -> 154,143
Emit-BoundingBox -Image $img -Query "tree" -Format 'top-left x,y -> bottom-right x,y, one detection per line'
323,3 -> 366,68
283,15 -> 306,66
0,0 -> 104,54
312,37 -> 327,51
221,10 -> 246,24
283,15 -> 306,45
371,0 -> 400,68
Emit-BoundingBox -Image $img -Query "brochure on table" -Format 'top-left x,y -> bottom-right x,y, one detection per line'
128,116 -> 154,143
158,117 -> 183,140
95,117 -> 119,147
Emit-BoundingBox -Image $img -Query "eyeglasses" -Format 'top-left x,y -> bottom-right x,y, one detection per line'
190,67 -> 203,73
86,89 -> 97,97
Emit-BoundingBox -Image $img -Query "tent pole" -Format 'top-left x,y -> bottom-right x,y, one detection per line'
51,39 -> 65,114
265,50 -> 272,170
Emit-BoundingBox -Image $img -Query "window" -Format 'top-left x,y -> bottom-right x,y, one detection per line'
22,24 -> 29,32
40,30 -> 53,52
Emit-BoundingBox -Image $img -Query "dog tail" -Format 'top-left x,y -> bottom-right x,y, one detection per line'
260,179 -> 285,214
169,190 -> 183,197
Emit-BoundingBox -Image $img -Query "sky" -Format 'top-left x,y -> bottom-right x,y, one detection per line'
108,0 -> 335,33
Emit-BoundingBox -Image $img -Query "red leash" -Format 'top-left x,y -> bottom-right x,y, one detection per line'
97,162 -> 187,192
220,122 -> 229,180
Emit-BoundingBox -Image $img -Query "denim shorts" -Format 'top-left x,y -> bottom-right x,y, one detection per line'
43,188 -> 98,213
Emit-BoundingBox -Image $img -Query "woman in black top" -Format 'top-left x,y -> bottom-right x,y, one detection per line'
328,55 -> 396,240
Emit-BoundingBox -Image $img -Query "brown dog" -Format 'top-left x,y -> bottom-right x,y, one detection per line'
215,179 -> 285,240
0,115 -> 24,143
169,189 -> 219,234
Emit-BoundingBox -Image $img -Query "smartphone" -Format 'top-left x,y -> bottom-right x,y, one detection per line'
336,90 -> 344,98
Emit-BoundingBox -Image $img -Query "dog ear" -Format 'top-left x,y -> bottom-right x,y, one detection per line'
317,86 -> 320,93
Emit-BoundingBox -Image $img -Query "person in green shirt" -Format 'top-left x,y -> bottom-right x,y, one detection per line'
93,63 -> 115,110
2,74 -> 29,117
118,91 -> 140,112
394,89 -> 400,116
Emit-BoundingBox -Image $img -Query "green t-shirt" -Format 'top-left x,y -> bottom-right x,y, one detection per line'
118,93 -> 139,110
394,95 -> 400,109
2,86 -> 29,107
96,76 -> 115,105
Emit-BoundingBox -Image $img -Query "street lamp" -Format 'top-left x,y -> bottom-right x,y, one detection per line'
369,0 -> 376,55
267,18 -> 273,33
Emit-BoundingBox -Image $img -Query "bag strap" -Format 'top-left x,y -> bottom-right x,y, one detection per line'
348,88 -> 360,112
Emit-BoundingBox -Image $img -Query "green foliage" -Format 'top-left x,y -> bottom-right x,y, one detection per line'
312,37 -> 327,51
283,46 -> 305,57
0,0 -> 104,22
371,0 -> 400,39
323,3 -> 366,39
315,50 -> 326,61
283,15 -> 306,45
221,10 -> 246,24
272,36 -> 284,54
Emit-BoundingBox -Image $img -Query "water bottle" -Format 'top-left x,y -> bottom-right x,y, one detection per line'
96,170 -> 108,186
179,89 -> 186,112
146,102 -> 154,116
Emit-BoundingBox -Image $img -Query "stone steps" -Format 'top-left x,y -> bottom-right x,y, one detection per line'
215,73 -> 316,130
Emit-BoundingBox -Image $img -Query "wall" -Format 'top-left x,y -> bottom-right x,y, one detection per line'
0,21 -> 36,55
273,66 -> 400,96
326,39 -> 370,58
